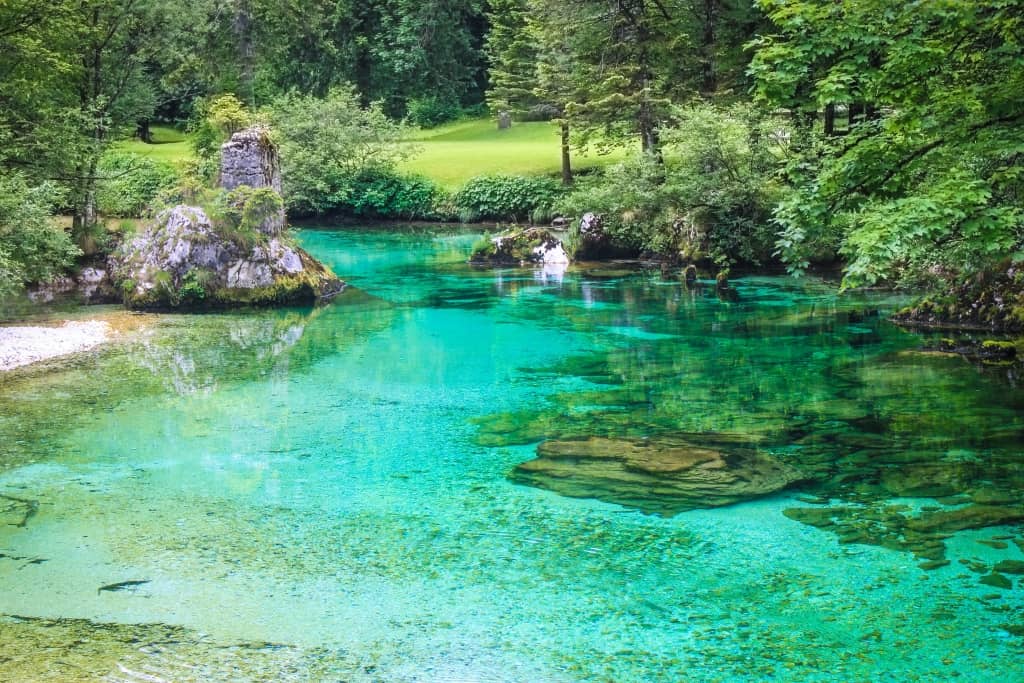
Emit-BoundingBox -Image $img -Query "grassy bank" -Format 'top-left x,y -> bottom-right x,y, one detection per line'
400,118 -> 627,188
114,125 -> 192,165
119,119 -> 627,189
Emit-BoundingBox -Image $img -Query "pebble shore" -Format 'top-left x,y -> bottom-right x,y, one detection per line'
0,320 -> 111,371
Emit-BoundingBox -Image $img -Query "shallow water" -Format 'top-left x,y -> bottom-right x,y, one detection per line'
1,226 -> 1022,681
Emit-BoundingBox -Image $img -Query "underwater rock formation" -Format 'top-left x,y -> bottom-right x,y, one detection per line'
511,436 -> 804,515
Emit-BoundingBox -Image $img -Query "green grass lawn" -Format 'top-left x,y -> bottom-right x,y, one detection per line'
118,119 -> 628,189
400,118 -> 628,189
114,125 -> 193,165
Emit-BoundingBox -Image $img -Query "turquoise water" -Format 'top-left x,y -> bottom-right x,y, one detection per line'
1,226 -> 1023,681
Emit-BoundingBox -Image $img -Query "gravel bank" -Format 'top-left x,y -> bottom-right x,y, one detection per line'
0,320 -> 111,371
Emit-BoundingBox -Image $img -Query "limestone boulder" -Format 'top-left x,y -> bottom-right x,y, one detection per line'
218,126 -> 285,235
111,205 -> 343,309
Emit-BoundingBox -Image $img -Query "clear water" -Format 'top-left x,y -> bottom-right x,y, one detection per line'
1,226 -> 1022,681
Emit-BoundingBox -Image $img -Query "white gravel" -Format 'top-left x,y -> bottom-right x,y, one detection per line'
0,320 -> 111,371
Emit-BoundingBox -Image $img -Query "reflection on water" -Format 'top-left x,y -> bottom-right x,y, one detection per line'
0,226 -> 1022,681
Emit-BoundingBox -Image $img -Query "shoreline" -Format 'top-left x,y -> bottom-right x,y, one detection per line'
0,312 -> 152,372
0,320 -> 111,371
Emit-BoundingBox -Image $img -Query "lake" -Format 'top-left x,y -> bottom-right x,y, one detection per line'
1,226 -> 1022,681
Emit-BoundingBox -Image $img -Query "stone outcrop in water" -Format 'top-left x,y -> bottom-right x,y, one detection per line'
470,227 -> 569,266
111,205 -> 342,309
511,436 -> 804,515
111,126 -> 342,309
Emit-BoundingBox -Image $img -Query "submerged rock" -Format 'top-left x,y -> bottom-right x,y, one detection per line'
111,205 -> 343,309
511,436 -> 804,515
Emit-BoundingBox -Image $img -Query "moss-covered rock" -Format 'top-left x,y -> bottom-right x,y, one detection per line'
469,227 -> 569,266
111,205 -> 343,310
892,261 -> 1024,332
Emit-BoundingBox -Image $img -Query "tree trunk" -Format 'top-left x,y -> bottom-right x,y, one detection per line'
560,121 -> 573,186
701,0 -> 717,94
824,104 -> 836,136
136,119 -> 153,143
234,0 -> 256,108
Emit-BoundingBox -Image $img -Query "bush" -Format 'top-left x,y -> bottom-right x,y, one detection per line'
96,152 -> 180,218
266,87 -> 410,216
406,96 -> 463,128
209,186 -> 284,249
342,170 -> 446,220
0,174 -> 79,295
188,94 -> 253,172
559,103 -> 786,264
453,175 -> 564,223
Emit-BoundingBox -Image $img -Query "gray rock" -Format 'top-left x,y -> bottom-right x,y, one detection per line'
219,126 -> 281,194
470,227 -> 571,266
219,126 -> 286,236
111,205 -> 343,309
575,212 -> 612,260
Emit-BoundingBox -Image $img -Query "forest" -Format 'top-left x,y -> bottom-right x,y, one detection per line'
1,0 -> 1022,323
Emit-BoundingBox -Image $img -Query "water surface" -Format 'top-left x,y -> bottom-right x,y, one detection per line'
1,226 -> 1022,681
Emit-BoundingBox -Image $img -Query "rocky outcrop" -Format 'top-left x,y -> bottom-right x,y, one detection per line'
511,436 -> 804,516
111,205 -> 342,309
470,227 -> 570,266
219,126 -> 281,194
574,212 -> 610,260
218,126 -> 285,235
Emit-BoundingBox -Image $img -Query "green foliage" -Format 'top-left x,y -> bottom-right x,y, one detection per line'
178,268 -> 216,304
485,0 -> 540,115
406,97 -> 463,128
751,0 -> 1024,288
188,94 -> 255,180
208,186 -> 282,250
266,87 -> 410,215
343,171 -> 446,220
0,174 -> 79,295
559,103 -> 785,263
453,175 -> 564,222
96,152 -> 180,218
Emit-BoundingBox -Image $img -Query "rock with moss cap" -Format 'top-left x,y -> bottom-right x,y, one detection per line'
111,204 -> 342,309
111,125 -> 342,309
470,227 -> 569,266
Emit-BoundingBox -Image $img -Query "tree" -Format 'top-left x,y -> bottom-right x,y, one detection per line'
484,0 -> 539,117
265,87 -> 411,215
750,0 -> 1024,286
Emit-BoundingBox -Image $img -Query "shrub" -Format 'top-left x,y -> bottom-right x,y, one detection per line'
96,152 -> 180,218
343,170 -> 445,220
453,175 -> 564,223
188,94 -> 253,174
0,173 -> 79,295
266,87 -> 410,216
406,96 -> 463,128
559,103 -> 786,264
208,186 -> 284,249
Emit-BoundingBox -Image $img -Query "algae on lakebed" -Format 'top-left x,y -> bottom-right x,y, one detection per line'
471,276 -> 1024,564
